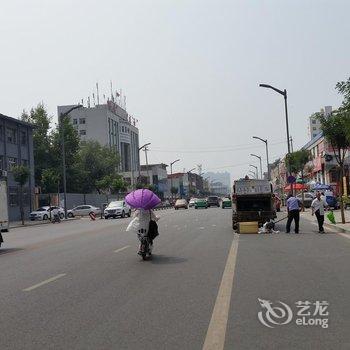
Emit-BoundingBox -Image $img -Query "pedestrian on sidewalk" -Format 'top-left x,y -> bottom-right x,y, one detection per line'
286,193 -> 303,234
311,192 -> 329,233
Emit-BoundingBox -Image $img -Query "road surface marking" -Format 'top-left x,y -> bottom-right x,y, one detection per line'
114,245 -> 130,253
202,235 -> 239,350
23,273 -> 66,292
199,227 -> 205,230
212,224 -> 217,227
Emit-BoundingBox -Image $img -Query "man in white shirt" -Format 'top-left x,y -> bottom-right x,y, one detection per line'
311,192 -> 329,233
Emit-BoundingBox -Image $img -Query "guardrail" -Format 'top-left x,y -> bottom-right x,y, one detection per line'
154,203 -> 174,211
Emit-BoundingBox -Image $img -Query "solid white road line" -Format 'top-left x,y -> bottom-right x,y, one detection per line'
202,235 -> 239,350
114,245 -> 130,253
23,273 -> 66,292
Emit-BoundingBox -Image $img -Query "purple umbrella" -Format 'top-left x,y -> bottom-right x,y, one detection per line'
125,189 -> 161,210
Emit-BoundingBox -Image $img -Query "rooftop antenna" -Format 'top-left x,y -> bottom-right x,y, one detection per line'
124,95 -> 127,109
96,82 -> 100,105
92,93 -> 96,106
87,96 -> 91,108
110,81 -> 114,102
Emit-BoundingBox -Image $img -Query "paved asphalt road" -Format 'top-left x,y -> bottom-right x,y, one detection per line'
0,208 -> 349,350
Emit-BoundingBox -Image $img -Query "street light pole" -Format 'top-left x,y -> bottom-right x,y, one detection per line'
138,143 -> 151,184
259,84 -> 291,154
250,154 -> 262,179
259,83 -> 292,193
187,168 -> 196,196
249,164 -> 258,179
249,170 -> 256,178
170,159 -> 180,200
253,136 -> 270,180
60,105 -> 83,219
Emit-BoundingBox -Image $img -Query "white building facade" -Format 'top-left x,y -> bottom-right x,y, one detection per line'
308,106 -> 332,140
57,101 -> 139,185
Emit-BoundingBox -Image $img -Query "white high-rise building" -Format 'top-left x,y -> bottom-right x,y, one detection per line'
57,101 -> 140,185
308,106 -> 332,140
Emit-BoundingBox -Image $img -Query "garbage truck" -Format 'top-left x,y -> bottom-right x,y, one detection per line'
232,178 -> 276,230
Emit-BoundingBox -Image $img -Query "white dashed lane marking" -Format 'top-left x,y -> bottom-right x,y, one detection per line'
23,273 -> 66,292
114,245 -> 130,253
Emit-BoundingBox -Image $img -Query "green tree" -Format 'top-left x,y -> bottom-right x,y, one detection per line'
318,111 -> 350,223
12,165 -> 30,225
21,103 -> 52,186
96,174 -> 127,194
75,140 -> 121,193
41,168 -> 60,193
171,186 -> 178,195
285,150 -> 312,210
50,115 -> 81,192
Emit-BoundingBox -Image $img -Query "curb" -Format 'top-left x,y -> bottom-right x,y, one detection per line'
9,217 -> 80,229
323,222 -> 350,234
302,213 -> 350,234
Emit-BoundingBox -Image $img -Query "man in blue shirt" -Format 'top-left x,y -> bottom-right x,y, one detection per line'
286,193 -> 302,233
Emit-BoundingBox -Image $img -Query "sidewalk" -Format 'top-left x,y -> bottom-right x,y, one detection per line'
301,208 -> 350,234
9,217 -> 80,229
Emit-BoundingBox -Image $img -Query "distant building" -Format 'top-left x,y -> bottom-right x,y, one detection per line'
308,106 -> 332,140
0,113 -> 35,221
203,171 -> 231,189
139,163 -> 168,198
166,172 -> 204,198
57,101 -> 140,186
209,181 -> 230,196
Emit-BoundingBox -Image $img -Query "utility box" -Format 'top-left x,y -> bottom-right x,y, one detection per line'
238,221 -> 258,234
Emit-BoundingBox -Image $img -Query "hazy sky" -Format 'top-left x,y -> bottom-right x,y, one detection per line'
1,0 -> 349,179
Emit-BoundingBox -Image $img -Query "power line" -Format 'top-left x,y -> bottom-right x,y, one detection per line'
150,141 -> 286,154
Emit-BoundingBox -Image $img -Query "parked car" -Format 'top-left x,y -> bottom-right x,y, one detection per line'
174,199 -> 188,210
195,198 -> 208,209
221,197 -> 232,209
104,201 -> 131,219
30,206 -> 64,221
68,205 -> 101,217
273,194 -> 281,212
207,196 -> 220,207
189,198 -> 197,207
325,195 -> 339,209
296,192 -> 315,208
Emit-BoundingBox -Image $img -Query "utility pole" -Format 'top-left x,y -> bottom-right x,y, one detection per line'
290,136 -> 294,152
144,146 -> 150,185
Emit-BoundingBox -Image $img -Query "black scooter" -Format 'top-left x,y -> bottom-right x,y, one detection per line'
138,236 -> 152,260
51,214 -> 61,224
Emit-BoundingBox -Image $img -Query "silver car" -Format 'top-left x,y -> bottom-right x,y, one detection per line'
296,192 -> 315,208
30,206 -> 65,221
68,205 -> 101,217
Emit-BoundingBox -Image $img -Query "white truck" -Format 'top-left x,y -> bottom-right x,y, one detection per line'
0,179 -> 9,236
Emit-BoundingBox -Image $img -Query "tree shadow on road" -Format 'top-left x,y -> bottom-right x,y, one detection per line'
0,248 -> 24,256
149,254 -> 187,265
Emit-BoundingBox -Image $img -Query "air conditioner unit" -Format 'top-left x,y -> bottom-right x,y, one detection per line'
0,170 -> 8,177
